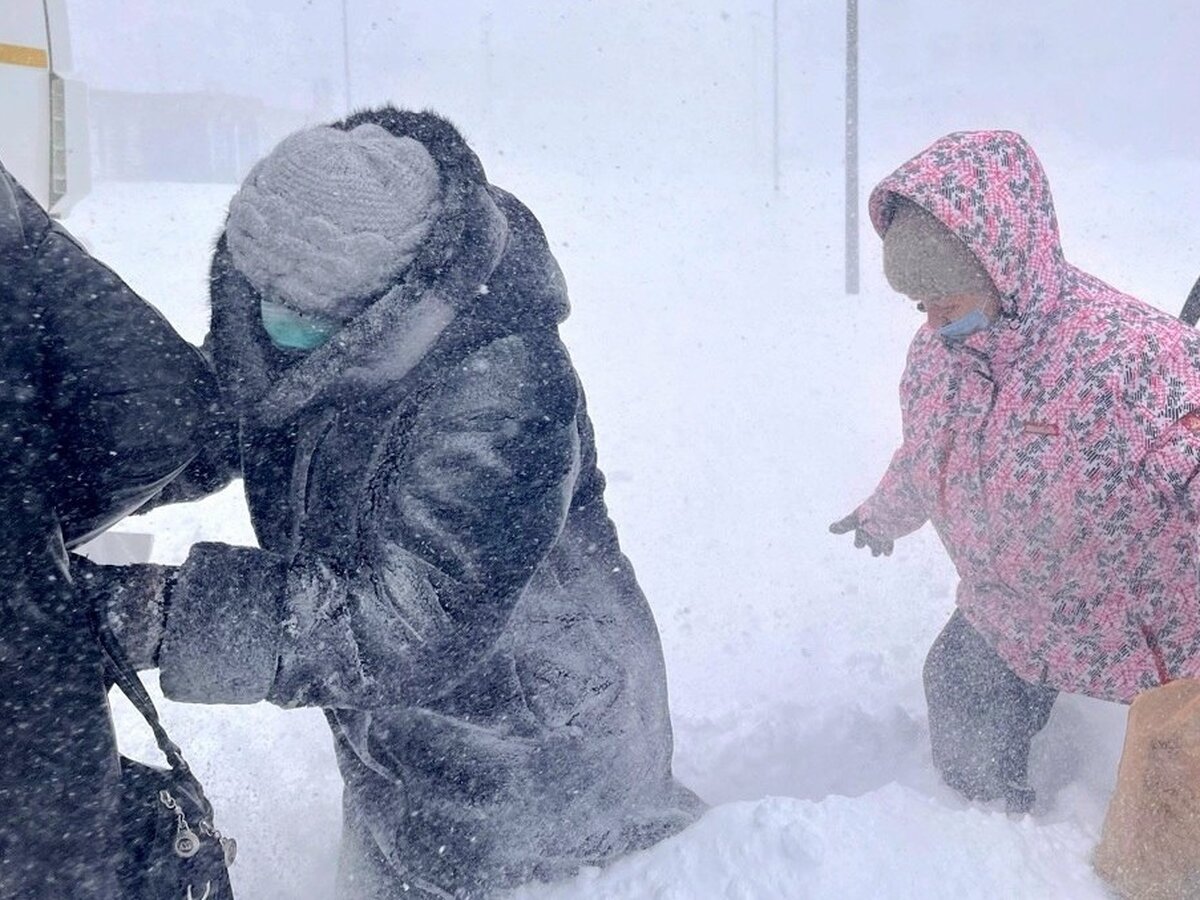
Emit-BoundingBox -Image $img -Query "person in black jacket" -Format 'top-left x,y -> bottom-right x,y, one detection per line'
0,161 -> 221,898
92,108 -> 705,898
1182,272 -> 1200,326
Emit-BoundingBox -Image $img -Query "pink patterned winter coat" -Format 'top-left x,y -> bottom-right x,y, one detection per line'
858,130 -> 1200,703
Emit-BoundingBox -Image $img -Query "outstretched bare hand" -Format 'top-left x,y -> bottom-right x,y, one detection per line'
829,513 -> 894,557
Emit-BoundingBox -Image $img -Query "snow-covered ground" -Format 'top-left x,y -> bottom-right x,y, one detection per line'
66,144 -> 1200,898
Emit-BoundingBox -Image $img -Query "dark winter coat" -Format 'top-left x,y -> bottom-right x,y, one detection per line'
157,109 -> 704,898
0,161 -> 220,897
1183,272 -> 1200,326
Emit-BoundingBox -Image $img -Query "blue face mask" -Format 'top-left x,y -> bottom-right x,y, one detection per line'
260,300 -> 338,351
938,307 -> 992,343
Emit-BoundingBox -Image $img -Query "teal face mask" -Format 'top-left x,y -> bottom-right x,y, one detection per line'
937,307 -> 992,343
260,299 -> 338,351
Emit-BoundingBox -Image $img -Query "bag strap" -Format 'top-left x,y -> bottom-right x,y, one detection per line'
93,617 -> 188,769
91,608 -> 216,819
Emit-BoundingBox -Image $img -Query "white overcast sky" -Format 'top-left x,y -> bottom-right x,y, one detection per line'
61,1 -> 1200,179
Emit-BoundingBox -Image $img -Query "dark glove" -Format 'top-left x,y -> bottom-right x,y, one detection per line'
72,554 -> 174,670
829,512 -> 894,557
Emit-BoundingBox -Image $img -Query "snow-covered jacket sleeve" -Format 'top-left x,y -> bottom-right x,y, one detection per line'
134,334 -> 241,512
853,328 -> 953,540
159,332 -> 582,709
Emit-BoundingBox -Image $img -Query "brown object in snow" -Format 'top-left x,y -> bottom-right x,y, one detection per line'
1094,678 -> 1200,899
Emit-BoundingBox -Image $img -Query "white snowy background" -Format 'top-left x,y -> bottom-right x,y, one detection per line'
58,1 -> 1200,897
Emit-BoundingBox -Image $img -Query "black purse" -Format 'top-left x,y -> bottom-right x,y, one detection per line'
96,619 -> 237,899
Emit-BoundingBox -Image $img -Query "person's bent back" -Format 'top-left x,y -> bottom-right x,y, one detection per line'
0,161 -> 222,898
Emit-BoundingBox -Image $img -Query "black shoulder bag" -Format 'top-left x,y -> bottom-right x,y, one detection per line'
96,619 -> 237,899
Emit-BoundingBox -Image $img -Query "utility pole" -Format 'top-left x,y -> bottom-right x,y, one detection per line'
772,0 -> 780,192
845,0 -> 859,294
341,0 -> 353,113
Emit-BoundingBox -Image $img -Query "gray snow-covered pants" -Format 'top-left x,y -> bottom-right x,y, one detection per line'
924,610 -> 1058,808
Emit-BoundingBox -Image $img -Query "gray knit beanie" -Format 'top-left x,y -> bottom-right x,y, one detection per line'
226,123 -> 442,318
882,197 -> 996,300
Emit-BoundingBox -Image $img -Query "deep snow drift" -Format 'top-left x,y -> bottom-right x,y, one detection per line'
67,147 -> 1199,897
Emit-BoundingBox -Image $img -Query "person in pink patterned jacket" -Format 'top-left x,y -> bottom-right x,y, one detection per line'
832,130 -> 1200,812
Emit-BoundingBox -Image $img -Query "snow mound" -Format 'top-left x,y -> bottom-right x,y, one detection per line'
513,786 -> 1107,900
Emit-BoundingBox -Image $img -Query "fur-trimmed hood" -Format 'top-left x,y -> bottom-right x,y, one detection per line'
209,107 -> 570,426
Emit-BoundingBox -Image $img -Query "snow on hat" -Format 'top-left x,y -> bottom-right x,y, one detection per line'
226,123 -> 442,318
881,196 -> 995,300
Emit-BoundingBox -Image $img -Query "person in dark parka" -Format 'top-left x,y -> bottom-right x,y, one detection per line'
0,161 -> 221,898
96,108 -> 705,898
1182,272 -> 1200,326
